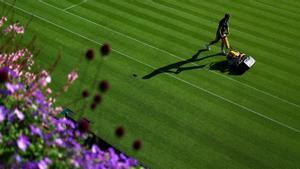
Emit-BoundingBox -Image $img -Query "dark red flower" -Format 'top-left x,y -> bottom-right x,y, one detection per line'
133,139 -> 142,150
85,49 -> 95,60
0,68 -> 9,83
77,118 -> 90,133
93,94 -> 102,104
100,43 -> 110,56
115,126 -> 125,138
99,80 -> 109,92
90,103 -> 97,110
82,90 -> 89,98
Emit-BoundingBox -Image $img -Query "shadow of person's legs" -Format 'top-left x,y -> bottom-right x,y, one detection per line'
143,49 -> 221,79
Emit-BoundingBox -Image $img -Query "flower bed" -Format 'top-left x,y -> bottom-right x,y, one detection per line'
0,16 -> 142,169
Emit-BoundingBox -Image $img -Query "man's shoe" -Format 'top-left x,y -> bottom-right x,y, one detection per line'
221,49 -> 226,55
205,44 -> 211,51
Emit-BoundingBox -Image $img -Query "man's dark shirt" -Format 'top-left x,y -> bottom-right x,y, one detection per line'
216,18 -> 229,36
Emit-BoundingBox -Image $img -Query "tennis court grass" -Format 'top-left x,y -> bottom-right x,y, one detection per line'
1,0 -> 300,168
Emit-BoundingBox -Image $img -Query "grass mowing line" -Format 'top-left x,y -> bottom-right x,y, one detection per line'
4,1 -> 300,134
63,0 -> 87,11
38,0 -> 300,110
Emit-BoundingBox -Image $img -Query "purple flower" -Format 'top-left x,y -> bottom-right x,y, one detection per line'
5,82 -> 21,94
55,138 -> 64,147
0,89 -> 11,95
91,145 -> 100,154
33,89 -> 45,105
15,154 -> 22,163
30,125 -> 42,136
8,111 -> 15,122
0,105 -> 8,122
38,157 -> 52,169
14,108 -> 24,121
17,135 -> 30,151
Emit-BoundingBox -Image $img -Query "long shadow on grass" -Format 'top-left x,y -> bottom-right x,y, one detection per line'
209,60 -> 248,75
143,49 -> 222,79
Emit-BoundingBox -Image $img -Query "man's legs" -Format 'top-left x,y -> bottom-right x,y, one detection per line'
221,41 -> 226,55
206,34 -> 221,51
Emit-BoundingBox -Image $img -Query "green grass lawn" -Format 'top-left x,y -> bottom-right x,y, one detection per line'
1,0 -> 300,168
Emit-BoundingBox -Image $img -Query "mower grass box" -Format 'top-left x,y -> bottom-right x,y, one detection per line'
226,49 -> 256,72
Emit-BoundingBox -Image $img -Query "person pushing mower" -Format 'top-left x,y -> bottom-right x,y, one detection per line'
206,13 -> 231,55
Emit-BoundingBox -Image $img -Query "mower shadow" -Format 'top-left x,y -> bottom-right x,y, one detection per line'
209,60 -> 248,75
143,49 -> 223,79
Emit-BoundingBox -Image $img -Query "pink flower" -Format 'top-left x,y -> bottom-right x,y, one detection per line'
53,107 -> 63,115
39,70 -> 51,87
17,135 -> 30,151
67,71 -> 78,84
24,72 -> 36,84
14,108 -> 24,121
4,22 -> 24,34
46,88 -> 52,95
0,16 -> 7,27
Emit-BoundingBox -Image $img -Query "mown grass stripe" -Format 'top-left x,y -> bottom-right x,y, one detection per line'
83,1 -> 204,49
128,0 -> 300,55
254,0 -> 300,15
190,0 -> 300,32
162,0 -> 300,40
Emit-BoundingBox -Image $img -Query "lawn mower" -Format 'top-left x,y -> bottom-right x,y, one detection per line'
226,49 -> 256,72
222,36 -> 256,71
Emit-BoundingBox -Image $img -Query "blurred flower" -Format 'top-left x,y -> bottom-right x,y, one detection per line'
85,49 -> 95,60
39,70 -> 51,87
38,157 -> 52,169
5,82 -> 23,94
82,90 -> 89,98
93,94 -> 102,104
115,126 -> 125,138
14,108 -> 24,121
55,138 -> 64,147
46,88 -> 52,95
0,16 -> 7,27
77,118 -> 90,133
91,144 -> 100,154
133,139 -> 142,150
15,154 -> 22,163
30,125 -> 42,136
24,72 -> 36,84
4,22 -> 24,34
0,67 -> 9,83
53,106 -> 63,115
90,103 -> 97,110
67,71 -> 78,84
0,105 -> 8,122
99,80 -> 109,92
100,43 -> 111,56
17,135 -> 30,152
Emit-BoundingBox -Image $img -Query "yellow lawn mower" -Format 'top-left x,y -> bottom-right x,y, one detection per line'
222,36 -> 256,71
